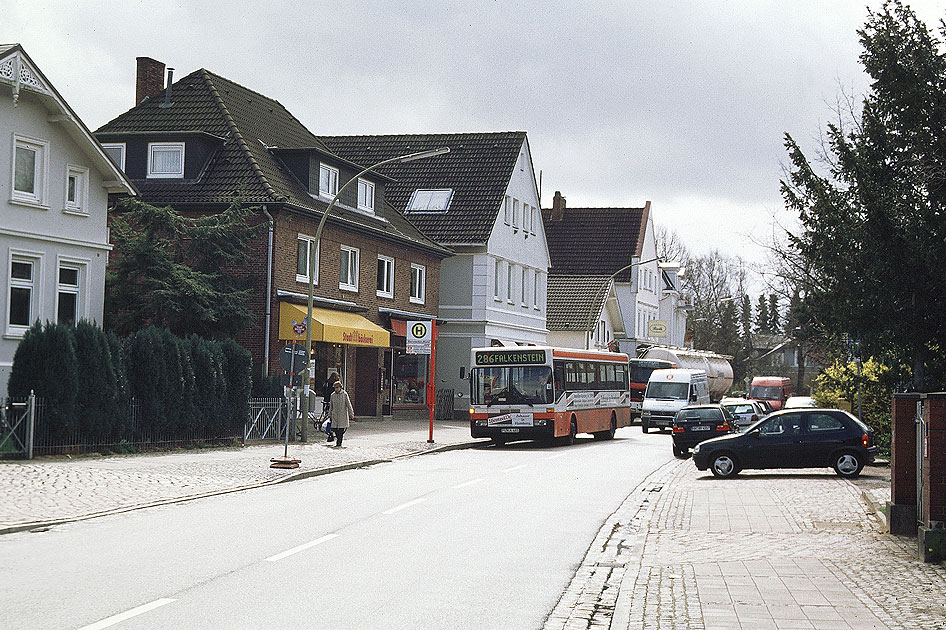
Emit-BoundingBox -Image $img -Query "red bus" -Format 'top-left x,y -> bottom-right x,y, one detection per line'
628,358 -> 674,420
469,346 -> 632,445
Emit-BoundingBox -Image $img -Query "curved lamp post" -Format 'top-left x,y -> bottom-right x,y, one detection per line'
297,147 -> 450,441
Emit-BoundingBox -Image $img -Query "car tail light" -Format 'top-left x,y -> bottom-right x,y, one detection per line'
862,433 -> 870,448
717,421 -> 730,431
672,424 -> 684,434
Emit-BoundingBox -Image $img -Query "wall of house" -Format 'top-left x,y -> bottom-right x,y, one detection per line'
437,139 -> 550,417
547,330 -> 587,349
1,83 -> 111,394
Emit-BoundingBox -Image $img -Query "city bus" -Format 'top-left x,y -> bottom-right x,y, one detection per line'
468,346 -> 632,445
628,358 -> 674,420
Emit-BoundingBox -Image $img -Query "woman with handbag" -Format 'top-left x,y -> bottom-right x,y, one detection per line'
328,380 -> 355,447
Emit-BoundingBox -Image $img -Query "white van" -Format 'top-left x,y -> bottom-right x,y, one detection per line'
641,369 -> 710,433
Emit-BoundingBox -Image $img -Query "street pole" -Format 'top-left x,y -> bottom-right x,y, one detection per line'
297,147 -> 450,440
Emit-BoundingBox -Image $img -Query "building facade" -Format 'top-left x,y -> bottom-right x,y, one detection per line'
0,45 -> 135,394
323,133 -> 550,418
95,59 -> 451,418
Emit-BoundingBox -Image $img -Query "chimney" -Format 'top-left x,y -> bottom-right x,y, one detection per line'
136,57 -> 165,105
551,191 -> 566,222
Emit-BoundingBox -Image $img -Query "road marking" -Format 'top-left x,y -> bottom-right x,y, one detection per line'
265,534 -> 339,562
502,464 -> 527,473
77,598 -> 176,630
453,478 -> 485,489
545,453 -> 567,460
383,498 -> 426,514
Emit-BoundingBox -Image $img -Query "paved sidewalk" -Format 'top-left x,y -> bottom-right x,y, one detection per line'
547,460 -> 946,630
0,418 -> 481,535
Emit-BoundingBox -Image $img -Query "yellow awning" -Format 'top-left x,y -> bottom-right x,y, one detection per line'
278,303 -> 390,348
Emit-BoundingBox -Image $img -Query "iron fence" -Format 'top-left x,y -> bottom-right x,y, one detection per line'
245,397 -> 289,442
1,393 -> 247,459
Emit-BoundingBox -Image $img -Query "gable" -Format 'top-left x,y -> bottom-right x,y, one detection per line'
542,204 -> 649,280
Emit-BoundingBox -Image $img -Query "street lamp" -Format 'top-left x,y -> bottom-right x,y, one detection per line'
297,147 -> 450,441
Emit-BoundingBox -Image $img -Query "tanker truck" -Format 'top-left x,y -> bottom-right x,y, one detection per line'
637,345 -> 733,402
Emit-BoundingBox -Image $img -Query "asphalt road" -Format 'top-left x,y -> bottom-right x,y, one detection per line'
0,428 -> 671,630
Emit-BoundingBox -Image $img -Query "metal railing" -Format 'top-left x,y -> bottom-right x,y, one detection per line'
245,397 -> 288,442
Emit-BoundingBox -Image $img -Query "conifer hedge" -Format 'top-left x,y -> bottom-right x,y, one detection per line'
8,322 -> 252,448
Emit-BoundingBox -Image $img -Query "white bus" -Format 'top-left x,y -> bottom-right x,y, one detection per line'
468,346 -> 632,445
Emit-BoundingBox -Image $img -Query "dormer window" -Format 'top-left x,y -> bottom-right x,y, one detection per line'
406,189 -> 453,213
147,142 -> 184,178
101,143 -> 126,171
357,178 -> 375,212
319,163 -> 339,197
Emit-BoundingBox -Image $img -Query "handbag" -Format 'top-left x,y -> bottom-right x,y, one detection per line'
321,419 -> 332,435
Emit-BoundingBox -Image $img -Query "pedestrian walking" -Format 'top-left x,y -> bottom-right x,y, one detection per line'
328,380 -> 354,447
322,372 -> 340,442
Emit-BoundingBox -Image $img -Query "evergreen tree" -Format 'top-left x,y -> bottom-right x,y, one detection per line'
73,321 -> 119,442
124,326 -> 169,440
768,294 -> 780,333
8,322 -> 79,441
755,295 -> 770,334
782,0 -> 946,390
220,338 -> 252,433
106,198 -> 262,339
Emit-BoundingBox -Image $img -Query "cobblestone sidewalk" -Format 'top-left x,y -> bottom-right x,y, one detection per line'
546,460 -> 946,630
0,421 -> 479,534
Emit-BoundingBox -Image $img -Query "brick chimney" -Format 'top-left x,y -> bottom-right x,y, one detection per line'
551,190 -> 566,222
136,57 -> 165,105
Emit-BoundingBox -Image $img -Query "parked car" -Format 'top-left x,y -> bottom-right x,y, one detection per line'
671,404 -> 733,458
720,397 -> 766,429
784,396 -> 819,408
691,408 -> 877,478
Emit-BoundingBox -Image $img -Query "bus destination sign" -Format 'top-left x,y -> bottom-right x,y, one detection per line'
475,349 -> 547,366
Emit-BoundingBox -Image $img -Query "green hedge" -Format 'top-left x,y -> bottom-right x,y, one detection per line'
8,322 -> 252,446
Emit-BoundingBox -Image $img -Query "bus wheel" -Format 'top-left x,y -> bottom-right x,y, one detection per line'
562,418 -> 577,446
491,436 -> 506,447
595,415 -> 617,440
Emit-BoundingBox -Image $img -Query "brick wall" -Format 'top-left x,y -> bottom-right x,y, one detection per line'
923,393 -> 946,524
891,393 -> 921,506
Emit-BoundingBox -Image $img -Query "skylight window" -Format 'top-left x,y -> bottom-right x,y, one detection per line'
406,189 -> 453,212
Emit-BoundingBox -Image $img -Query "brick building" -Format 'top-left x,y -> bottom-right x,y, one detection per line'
94,59 -> 451,418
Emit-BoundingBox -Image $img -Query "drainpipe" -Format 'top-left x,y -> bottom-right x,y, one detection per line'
262,206 -> 274,377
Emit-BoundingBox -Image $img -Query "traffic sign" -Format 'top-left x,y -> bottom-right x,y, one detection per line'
279,344 -> 308,373
406,320 -> 432,355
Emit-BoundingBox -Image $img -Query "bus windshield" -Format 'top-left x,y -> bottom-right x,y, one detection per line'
471,366 -> 553,406
645,381 -> 689,400
750,385 -> 782,399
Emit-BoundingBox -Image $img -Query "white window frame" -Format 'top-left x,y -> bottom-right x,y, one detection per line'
521,266 -> 527,306
319,163 -> 339,198
531,206 -> 537,235
56,260 -> 85,326
377,255 -> 394,298
11,134 -> 49,208
296,235 -> 320,285
506,263 -> 514,303
410,263 -> 426,304
357,178 -> 375,213
340,245 -> 360,292
406,189 -> 453,213
512,198 -> 519,229
533,271 -> 539,309
63,165 -> 89,215
503,196 -> 511,225
147,142 -> 185,179
493,259 -> 502,301
523,204 -> 531,234
6,251 -> 43,337
101,143 -> 126,171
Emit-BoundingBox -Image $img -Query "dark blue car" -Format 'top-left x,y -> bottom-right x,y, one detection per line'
692,408 -> 877,478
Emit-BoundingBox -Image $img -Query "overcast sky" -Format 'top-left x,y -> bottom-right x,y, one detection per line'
6,1 -> 946,280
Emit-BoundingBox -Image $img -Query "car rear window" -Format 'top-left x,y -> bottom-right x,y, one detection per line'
725,404 -> 754,414
807,413 -> 844,432
677,408 -> 722,421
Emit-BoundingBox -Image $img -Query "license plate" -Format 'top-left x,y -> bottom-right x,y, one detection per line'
501,428 -> 519,433
690,425 -> 710,431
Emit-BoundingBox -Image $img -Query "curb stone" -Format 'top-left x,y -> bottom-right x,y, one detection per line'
0,439 -> 483,536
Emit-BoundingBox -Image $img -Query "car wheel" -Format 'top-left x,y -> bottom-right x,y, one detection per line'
710,452 -> 739,478
672,444 -> 688,459
833,451 -> 864,478
641,419 -> 649,434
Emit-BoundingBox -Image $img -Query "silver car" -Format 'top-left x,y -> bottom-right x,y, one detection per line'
720,397 -> 766,429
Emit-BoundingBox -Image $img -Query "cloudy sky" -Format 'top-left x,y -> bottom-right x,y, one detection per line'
6,1 -> 946,276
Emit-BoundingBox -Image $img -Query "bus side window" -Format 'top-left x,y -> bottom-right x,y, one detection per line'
554,363 -> 565,392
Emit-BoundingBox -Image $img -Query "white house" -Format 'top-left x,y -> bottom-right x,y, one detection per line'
0,44 -> 136,394
542,194 -> 688,356
322,132 -> 550,418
